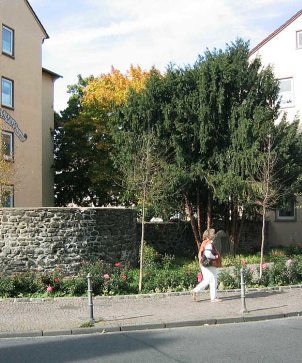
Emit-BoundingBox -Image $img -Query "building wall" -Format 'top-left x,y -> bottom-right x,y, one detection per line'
0,0 -> 55,207
266,196 -> 302,247
250,14 -> 302,125
250,12 -> 302,247
42,71 -> 55,206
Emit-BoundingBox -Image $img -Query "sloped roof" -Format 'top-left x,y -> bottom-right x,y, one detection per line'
250,9 -> 302,55
42,67 -> 62,80
25,0 -> 49,40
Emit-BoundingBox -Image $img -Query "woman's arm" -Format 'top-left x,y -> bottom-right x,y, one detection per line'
198,247 -> 203,263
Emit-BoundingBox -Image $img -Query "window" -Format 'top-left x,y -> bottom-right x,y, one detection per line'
1,131 -> 13,161
2,25 -> 14,56
279,78 -> 294,108
276,201 -> 296,221
297,31 -> 302,49
1,77 -> 13,108
0,185 -> 14,207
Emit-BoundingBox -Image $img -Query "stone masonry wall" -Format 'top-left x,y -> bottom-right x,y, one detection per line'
0,208 -> 138,275
137,221 -> 196,258
0,207 -> 266,275
137,220 -> 265,256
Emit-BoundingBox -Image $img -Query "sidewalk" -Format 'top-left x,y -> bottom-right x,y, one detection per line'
1,286 -> 302,338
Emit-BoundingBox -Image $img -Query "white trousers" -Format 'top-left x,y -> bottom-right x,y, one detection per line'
192,266 -> 218,301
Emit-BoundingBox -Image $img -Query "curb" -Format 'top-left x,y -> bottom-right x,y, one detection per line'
1,284 -> 302,304
0,311 -> 301,339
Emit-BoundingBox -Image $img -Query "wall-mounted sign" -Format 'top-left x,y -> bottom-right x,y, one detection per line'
0,107 -> 27,142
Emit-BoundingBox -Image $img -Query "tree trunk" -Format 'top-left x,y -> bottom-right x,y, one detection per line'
138,189 -> 146,292
207,189 -> 213,229
235,209 -> 245,254
185,193 -> 201,250
259,206 -> 266,279
196,187 -> 203,241
223,203 -> 230,234
230,203 -> 238,255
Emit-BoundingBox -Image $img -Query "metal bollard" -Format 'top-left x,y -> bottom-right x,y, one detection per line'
240,268 -> 248,314
87,273 -> 95,324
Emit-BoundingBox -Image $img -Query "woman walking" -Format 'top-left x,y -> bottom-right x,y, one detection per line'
191,228 -> 222,302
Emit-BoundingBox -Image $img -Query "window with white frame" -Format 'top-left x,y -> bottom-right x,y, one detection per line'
1,77 -> 13,108
0,185 -> 14,207
279,78 -> 294,108
1,131 -> 13,160
2,25 -> 14,56
276,201 -> 296,221
297,30 -> 302,49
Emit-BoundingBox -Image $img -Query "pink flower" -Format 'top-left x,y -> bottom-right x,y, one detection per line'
114,262 -> 122,267
262,263 -> 268,270
121,275 -> 127,280
54,277 -> 60,283
46,285 -> 53,293
197,272 -> 203,282
286,259 -> 293,266
103,273 -> 110,280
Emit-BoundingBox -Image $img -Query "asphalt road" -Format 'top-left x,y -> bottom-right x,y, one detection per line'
0,316 -> 301,363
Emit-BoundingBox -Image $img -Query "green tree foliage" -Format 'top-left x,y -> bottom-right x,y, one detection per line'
197,40 -> 282,251
54,75 -> 119,206
54,67 -> 155,207
55,40 -> 302,255
113,39 -> 302,252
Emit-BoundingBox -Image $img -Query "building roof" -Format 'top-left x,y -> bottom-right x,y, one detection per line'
42,68 -> 62,80
250,9 -> 302,55
25,0 -> 49,40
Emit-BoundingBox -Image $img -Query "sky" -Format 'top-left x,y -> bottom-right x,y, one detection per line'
29,0 -> 302,113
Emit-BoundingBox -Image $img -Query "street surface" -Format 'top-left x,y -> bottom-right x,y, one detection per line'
0,316 -> 301,362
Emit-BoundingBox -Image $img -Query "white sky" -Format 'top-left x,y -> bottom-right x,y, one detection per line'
29,0 -> 302,113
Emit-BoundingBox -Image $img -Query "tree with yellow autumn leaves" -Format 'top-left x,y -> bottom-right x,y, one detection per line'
54,66 -> 158,206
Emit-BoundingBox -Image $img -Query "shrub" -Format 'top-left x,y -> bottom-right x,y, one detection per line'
222,254 -> 261,267
101,269 -> 134,296
292,255 -> 302,281
0,275 -> 14,297
62,276 -> 87,296
218,269 -> 237,289
285,243 -> 302,257
143,244 -> 162,269
2,250 -> 302,298
11,272 -> 44,296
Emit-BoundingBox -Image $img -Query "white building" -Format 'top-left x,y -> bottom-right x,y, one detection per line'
250,9 -> 302,247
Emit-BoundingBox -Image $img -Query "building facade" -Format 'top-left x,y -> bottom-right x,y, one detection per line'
0,0 -> 60,207
250,9 -> 302,246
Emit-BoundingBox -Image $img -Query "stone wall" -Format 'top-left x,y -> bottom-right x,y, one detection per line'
137,221 -> 196,258
0,208 -> 138,275
0,207 -> 266,275
237,221 -> 269,254
137,220 -> 265,256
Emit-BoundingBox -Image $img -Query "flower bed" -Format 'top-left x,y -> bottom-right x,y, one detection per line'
1,245 -> 302,298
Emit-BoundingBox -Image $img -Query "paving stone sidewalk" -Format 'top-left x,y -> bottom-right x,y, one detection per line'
1,286 -> 302,337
